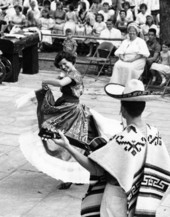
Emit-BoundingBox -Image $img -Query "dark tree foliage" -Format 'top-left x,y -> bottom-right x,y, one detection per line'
160,0 -> 170,44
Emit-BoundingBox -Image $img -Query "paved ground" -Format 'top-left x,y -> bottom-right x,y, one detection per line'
0,69 -> 170,217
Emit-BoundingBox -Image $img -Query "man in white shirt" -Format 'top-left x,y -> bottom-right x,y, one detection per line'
98,19 -> 122,49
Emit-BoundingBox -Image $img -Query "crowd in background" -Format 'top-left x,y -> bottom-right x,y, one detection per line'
0,0 -> 160,42
0,0 -> 169,87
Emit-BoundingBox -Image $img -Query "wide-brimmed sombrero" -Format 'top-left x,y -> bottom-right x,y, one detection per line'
104,79 -> 162,101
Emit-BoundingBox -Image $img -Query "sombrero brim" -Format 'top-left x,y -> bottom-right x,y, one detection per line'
104,83 -> 162,101
0,4 -> 9,10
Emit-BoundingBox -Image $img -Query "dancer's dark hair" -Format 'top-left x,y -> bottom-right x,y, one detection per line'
54,51 -> 76,68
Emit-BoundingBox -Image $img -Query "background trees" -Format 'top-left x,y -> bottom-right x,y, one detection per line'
160,0 -> 170,43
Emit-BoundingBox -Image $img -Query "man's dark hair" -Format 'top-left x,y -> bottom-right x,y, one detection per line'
107,19 -> 113,23
14,5 -> 22,12
140,3 -> 147,11
121,101 -> 146,118
54,51 -> 76,68
69,4 -> 75,11
148,28 -> 157,36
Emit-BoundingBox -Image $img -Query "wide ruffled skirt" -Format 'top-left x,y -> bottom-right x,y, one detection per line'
36,88 -> 98,146
19,131 -> 90,183
18,88 -> 123,183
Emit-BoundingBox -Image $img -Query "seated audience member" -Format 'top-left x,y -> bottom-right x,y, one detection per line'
98,19 -> 122,49
140,14 -> 158,41
150,42 -> 170,86
142,28 -> 161,83
98,2 -> 115,22
75,1 -> 87,35
52,1 -> 66,34
50,0 -> 59,12
39,8 -> 55,51
39,8 -> 55,30
89,0 -> 102,15
115,9 -> 128,38
64,4 -> 77,35
110,22 -> 150,85
62,28 -> 77,57
25,9 -> 40,27
23,0 -> 39,15
27,0 -> 41,22
135,0 -> 151,15
7,5 -> 26,32
117,1 -> 133,23
42,0 -> 53,17
135,3 -> 150,27
146,28 -> 161,66
4,0 -> 22,19
42,0 -> 51,10
84,13 -> 106,56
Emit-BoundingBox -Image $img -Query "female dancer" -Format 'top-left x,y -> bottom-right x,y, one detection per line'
19,51 -> 122,189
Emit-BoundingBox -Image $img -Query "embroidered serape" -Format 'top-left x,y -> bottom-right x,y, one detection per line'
89,124 -> 170,217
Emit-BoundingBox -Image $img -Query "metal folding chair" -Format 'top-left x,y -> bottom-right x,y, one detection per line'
83,42 -> 114,80
162,74 -> 170,95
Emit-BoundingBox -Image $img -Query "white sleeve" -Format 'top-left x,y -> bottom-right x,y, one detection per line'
137,38 -> 150,57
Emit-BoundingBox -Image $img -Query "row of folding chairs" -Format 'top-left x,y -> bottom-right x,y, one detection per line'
82,42 -> 114,81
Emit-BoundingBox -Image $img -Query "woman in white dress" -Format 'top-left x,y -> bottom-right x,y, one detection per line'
110,22 -> 150,86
